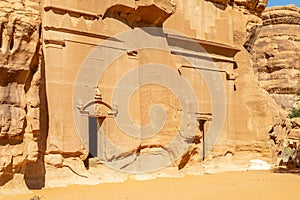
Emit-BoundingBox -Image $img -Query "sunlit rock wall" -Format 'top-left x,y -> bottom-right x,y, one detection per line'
0,0 -> 41,194
0,0 -> 290,194
251,5 -> 300,111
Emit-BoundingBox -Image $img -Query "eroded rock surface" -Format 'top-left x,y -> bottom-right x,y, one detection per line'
251,5 -> 300,110
0,0 -> 41,193
103,0 -> 176,27
206,0 -> 268,14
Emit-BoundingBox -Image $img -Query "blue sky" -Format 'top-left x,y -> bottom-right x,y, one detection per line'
267,0 -> 300,7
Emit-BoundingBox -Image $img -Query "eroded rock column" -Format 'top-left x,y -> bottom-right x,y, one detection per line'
0,0 -> 41,194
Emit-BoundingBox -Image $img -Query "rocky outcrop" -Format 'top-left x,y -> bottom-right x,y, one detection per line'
207,0 -> 268,14
288,118 -> 300,140
234,0 -> 268,13
249,6 -> 300,168
251,5 -> 300,110
0,0 -> 41,193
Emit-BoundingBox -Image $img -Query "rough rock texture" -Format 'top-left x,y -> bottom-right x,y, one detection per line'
207,0 -> 268,14
103,0 -> 176,27
288,118 -> 300,140
251,5 -> 300,110
0,0 -> 41,194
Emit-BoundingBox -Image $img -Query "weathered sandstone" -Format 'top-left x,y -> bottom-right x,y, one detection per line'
251,5 -> 300,110
0,0 -> 293,194
0,0 -> 41,194
207,0 -> 268,14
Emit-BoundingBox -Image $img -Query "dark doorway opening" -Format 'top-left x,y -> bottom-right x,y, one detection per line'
199,119 -> 206,161
84,117 -> 99,169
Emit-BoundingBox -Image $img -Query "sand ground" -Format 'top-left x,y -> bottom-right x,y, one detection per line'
2,170 -> 300,200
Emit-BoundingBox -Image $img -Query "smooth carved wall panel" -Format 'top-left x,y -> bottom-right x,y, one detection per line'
41,0 -> 242,180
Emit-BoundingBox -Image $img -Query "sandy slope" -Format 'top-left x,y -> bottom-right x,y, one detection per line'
2,170 -> 300,200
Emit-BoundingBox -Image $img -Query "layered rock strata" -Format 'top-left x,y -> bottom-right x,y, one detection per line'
251,5 -> 300,110
0,0 -> 42,193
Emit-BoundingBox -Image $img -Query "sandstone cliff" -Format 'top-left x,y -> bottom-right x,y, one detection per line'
0,0 -> 42,193
251,5 -> 300,110
1,0 -> 292,195
250,5 -> 300,161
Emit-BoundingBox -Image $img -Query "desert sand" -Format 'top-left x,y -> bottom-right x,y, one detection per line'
2,170 -> 300,200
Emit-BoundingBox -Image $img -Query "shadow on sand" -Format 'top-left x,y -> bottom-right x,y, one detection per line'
272,167 -> 300,175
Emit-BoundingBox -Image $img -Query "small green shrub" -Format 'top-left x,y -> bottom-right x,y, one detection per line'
288,108 -> 300,119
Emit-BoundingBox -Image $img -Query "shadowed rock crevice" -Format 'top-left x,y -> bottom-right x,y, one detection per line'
0,163 -> 13,187
103,1 -> 176,27
24,49 -> 48,189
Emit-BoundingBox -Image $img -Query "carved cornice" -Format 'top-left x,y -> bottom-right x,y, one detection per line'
44,5 -> 101,20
